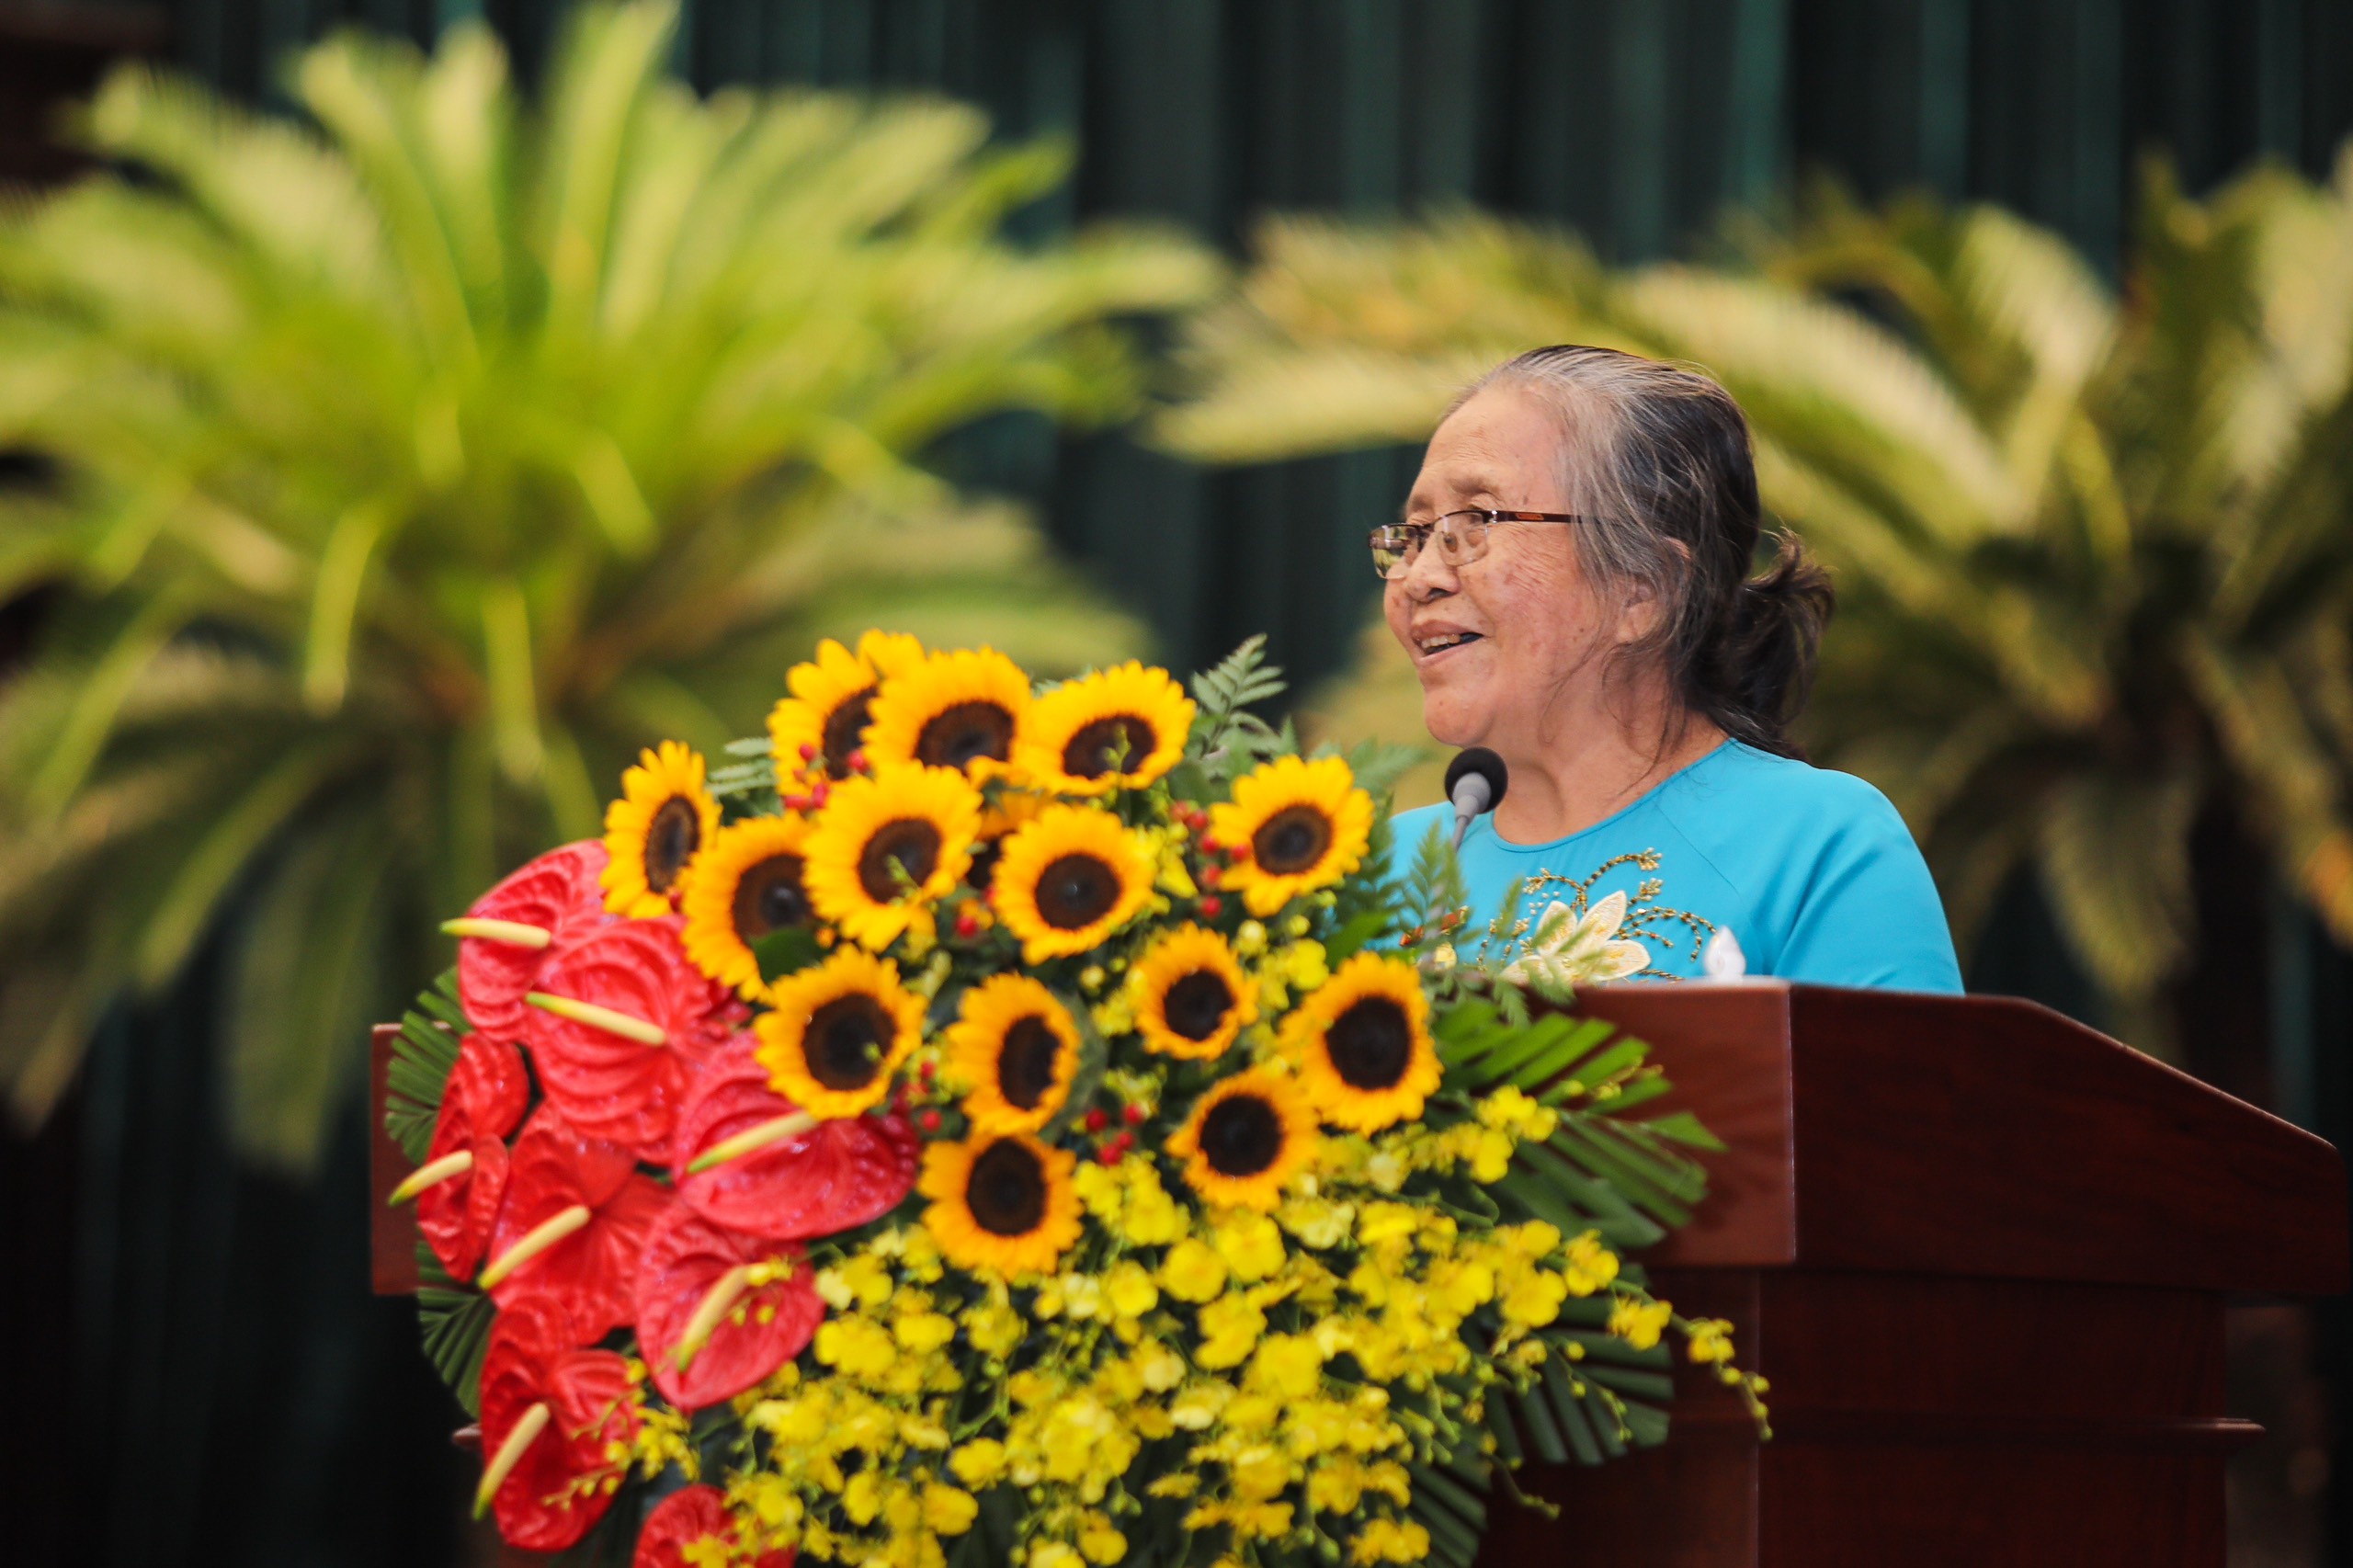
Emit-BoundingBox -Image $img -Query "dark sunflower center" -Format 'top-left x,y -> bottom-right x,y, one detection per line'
1035,853 -> 1120,930
1327,996 -> 1413,1090
1062,715 -> 1155,780
731,853 -> 811,941
1253,805 -> 1332,876
916,701 -> 1017,771
996,1017 -> 1063,1110
858,818 -> 943,903
821,688 -> 878,778
805,994 -> 894,1090
966,1140 -> 1048,1236
1199,1095 -> 1284,1177
1162,971 -> 1235,1042
644,796 -> 703,892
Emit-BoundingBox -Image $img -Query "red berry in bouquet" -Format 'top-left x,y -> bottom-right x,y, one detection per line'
407,1034 -> 530,1281
476,1298 -> 640,1553
449,841 -> 615,1042
633,1485 -> 793,1568
632,1207 -> 823,1411
481,1107 -> 669,1346
520,915 -> 743,1161
670,1036 -> 918,1241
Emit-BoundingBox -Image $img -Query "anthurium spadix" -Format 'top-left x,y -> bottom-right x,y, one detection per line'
517,916 -> 742,1160
631,1207 -> 821,1410
479,1108 -> 667,1344
404,1035 -> 529,1279
474,1299 -> 637,1552
670,1037 -> 919,1241
453,843 -> 616,1043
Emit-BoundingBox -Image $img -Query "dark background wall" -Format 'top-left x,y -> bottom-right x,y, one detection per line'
2,2 -> 2349,1563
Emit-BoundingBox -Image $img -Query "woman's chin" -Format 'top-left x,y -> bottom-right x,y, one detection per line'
1416,694 -> 1489,751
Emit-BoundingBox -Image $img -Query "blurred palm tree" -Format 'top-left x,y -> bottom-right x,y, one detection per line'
1157,159 -> 2353,1048
0,0 -> 1215,1165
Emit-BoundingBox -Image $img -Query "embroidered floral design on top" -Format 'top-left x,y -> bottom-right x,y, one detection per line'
1433,850 -> 1718,983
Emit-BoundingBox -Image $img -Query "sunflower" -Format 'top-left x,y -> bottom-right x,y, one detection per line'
1208,756 -> 1375,917
948,975 -> 1084,1134
677,817 -> 813,996
600,741 -> 721,916
863,646 -> 1030,779
919,1131 -> 1083,1278
1168,1068 -> 1318,1211
768,631 -> 926,781
1129,926 -> 1256,1060
755,948 -> 925,1118
991,803 -> 1155,963
801,763 -> 981,951
1282,953 -> 1439,1132
1016,663 -> 1195,795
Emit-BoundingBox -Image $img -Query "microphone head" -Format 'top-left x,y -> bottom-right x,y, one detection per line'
1443,747 -> 1508,814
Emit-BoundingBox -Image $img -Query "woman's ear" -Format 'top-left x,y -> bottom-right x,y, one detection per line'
1614,540 -> 1689,646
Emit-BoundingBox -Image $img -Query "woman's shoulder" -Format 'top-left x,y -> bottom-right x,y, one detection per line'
1672,742 -> 1912,844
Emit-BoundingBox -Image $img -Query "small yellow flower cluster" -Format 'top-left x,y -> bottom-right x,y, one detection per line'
623,1358 -> 701,1482
723,1230 -> 978,1568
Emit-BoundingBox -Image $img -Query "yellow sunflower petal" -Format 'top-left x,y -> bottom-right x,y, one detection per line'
801,762 -> 981,952
599,741 -> 720,916
919,1132 -> 1083,1278
1015,662 -> 1196,795
678,816 -> 814,996
1168,1067 -> 1319,1211
948,974 -> 1085,1134
991,803 -> 1155,963
754,948 -> 925,1117
1281,952 -> 1439,1132
1208,756 -> 1375,917
1129,925 -> 1257,1060
768,631 -> 927,783
864,646 -> 1031,780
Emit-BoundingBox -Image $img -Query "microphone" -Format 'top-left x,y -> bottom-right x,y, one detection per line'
1443,748 -> 1507,850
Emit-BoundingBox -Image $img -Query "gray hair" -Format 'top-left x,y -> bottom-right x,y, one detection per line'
1451,345 -> 1832,757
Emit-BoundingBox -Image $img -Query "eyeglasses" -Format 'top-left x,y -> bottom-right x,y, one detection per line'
1368,508 -> 1596,580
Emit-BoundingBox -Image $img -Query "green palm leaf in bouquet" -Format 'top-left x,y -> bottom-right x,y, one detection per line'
0,0 -> 1217,1165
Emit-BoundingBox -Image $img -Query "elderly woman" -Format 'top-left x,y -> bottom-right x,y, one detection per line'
1384,346 -> 1962,991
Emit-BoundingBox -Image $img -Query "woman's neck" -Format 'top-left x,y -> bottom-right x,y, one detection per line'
1487,706 -> 1727,845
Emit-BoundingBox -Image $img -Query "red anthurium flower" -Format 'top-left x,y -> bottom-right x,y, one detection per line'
633,1207 -> 823,1411
453,841 -> 615,1043
477,1298 -> 639,1553
414,1034 -> 531,1281
482,1107 -> 668,1345
634,1484 -> 793,1568
519,916 -> 744,1161
671,1037 -> 919,1241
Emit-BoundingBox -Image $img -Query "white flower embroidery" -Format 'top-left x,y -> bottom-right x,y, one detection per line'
1502,891 -> 1652,991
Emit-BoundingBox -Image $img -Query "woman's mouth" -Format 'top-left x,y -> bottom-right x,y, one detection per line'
1415,631 -> 1483,657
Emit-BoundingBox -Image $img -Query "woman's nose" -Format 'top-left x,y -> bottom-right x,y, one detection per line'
1393,542 -> 1459,600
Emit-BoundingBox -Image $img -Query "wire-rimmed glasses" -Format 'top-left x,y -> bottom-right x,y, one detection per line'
1368,508 -> 1595,580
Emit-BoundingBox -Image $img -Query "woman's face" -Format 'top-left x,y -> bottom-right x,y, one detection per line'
1385,386 -> 1624,756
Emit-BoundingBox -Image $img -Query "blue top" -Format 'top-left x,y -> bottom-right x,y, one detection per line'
1388,741 -> 1963,992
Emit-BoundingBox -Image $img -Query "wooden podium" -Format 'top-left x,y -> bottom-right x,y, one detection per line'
1471,982 -> 2349,1568
370,983 -> 2348,1565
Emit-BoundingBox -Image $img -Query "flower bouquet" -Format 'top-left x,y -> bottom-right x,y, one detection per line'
385,633 -> 1763,1568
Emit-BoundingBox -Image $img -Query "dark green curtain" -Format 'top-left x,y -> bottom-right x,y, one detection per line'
11,4 -> 2352,1564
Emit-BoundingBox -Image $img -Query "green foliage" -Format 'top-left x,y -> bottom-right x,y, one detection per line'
1183,633 -> 1290,779
0,0 -> 1216,1163
383,968 -> 466,1162
416,1243 -> 494,1418
1162,159 -> 2353,1047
